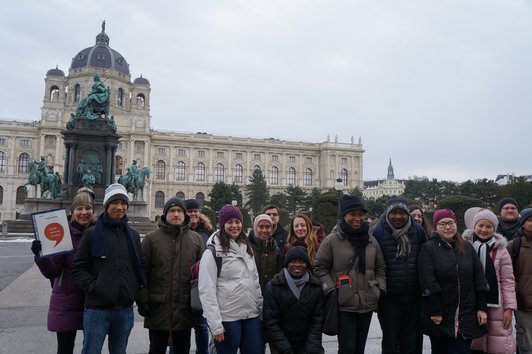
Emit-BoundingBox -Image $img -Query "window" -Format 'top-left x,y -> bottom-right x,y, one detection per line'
234,164 -> 243,183
0,185 -> 3,204
253,153 -> 261,161
341,157 -> 348,164
50,86 -> 60,102
195,192 -> 205,208
18,153 -> 30,173
74,84 -> 81,103
155,191 -> 165,208
270,166 -> 279,185
235,152 -> 243,159
175,161 -> 186,181
16,186 -> 27,204
0,138 -> 5,145
136,94 -> 145,108
305,157 -> 313,164
117,88 -> 124,107
176,191 -> 185,200
272,155 -> 279,162
214,163 -> 225,182
45,135 -> 56,145
114,155 -> 123,175
20,139 -> 30,147
177,149 -> 186,156
117,142 -> 124,150
287,167 -> 296,185
157,147 -> 166,156
155,160 -> 166,180
97,53 -> 106,60
340,168 -> 348,186
195,162 -> 206,182
135,141 -> 144,152
304,168 -> 313,186
288,156 -> 295,163
0,152 -> 6,172
217,151 -> 224,159
197,150 -> 205,158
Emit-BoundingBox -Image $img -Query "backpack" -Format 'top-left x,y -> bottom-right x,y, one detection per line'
189,244 -> 222,280
189,245 -> 223,315
511,235 -> 523,265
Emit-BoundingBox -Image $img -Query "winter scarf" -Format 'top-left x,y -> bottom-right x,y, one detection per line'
340,220 -> 370,273
283,268 -> 309,300
386,217 -> 412,261
472,234 -> 499,307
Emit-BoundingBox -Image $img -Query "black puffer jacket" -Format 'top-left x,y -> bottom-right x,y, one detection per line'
372,220 -> 426,300
249,234 -> 283,291
418,235 -> 488,340
263,270 -> 323,354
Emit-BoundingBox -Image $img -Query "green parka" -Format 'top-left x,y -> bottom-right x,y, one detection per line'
139,219 -> 205,330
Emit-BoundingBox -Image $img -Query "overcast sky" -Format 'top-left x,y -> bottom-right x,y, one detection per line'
1,1 -> 531,182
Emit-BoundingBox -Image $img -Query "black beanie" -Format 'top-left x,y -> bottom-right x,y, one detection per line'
498,197 -> 520,214
163,197 -> 188,221
385,196 -> 410,215
518,208 -> 532,228
185,199 -> 200,210
340,194 -> 367,216
284,246 -> 311,268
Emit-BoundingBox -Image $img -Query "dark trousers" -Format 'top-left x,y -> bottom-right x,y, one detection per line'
194,316 -> 209,354
429,335 -> 472,354
148,329 -> 191,354
377,296 -> 421,354
337,311 -> 373,354
57,331 -> 77,354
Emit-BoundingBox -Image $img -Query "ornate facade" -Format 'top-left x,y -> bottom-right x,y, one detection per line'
0,24 -> 364,221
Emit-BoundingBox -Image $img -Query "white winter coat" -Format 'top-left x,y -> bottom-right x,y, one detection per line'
198,232 -> 263,336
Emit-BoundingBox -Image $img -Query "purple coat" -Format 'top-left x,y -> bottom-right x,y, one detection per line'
35,223 -> 86,332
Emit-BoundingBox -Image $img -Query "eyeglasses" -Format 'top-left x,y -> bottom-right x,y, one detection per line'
437,221 -> 456,228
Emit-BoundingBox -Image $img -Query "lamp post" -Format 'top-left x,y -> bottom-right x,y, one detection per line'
335,178 -> 344,223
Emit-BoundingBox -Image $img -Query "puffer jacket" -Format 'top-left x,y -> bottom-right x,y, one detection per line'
35,222 -> 88,332
138,219 -> 205,330
507,229 -> 532,310
198,232 -> 263,336
263,270 -> 324,354
313,224 -> 386,313
249,234 -> 283,291
418,235 -> 489,340
463,230 -> 517,353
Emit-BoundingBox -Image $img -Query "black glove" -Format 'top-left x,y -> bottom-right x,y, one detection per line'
138,302 -> 152,317
31,240 -> 42,257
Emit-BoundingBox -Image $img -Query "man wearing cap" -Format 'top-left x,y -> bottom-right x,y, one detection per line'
507,208 -> 532,353
497,197 -> 521,240
185,199 -> 213,245
371,196 -> 427,354
263,246 -> 324,354
72,183 -> 146,354
137,197 -> 205,354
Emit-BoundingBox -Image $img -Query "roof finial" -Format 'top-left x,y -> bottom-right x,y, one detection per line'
102,20 -> 106,33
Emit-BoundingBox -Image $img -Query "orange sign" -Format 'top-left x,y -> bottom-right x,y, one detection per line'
44,222 -> 65,247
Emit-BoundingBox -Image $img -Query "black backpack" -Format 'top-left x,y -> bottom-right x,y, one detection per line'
511,235 -> 523,266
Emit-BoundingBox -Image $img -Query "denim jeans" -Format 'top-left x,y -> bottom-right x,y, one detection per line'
214,316 -> 264,354
81,307 -> 134,354
194,316 -> 210,354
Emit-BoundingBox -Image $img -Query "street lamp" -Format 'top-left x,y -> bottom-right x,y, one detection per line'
335,178 -> 344,223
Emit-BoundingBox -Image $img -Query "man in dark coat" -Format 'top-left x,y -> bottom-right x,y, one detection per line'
372,196 -> 427,354
497,197 -> 520,240
263,246 -> 324,354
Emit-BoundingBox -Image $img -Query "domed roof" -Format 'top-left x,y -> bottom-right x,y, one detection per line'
134,75 -> 150,85
70,22 -> 130,75
46,65 -> 65,77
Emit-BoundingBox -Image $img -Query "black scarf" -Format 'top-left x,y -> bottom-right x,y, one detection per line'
472,234 -> 499,307
340,220 -> 370,273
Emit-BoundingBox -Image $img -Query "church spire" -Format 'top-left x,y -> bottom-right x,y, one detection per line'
387,158 -> 395,180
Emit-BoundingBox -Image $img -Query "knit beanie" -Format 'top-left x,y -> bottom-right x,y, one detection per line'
518,208 -> 532,228
218,204 -> 243,227
498,197 -> 520,214
163,197 -> 186,217
185,199 -> 200,210
433,209 -> 456,228
253,214 -> 273,236
71,187 -> 95,212
103,183 -> 129,210
472,209 -> 499,230
284,246 -> 311,268
385,196 -> 410,215
340,194 -> 367,216
464,207 -> 483,230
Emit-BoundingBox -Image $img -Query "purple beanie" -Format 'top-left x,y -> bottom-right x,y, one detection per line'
218,204 -> 243,227
433,209 -> 456,228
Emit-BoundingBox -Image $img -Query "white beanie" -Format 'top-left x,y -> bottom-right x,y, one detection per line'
472,209 -> 499,230
103,183 -> 129,209
253,214 -> 273,236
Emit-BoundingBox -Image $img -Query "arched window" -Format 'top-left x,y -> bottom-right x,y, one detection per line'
0,185 -> 3,204
136,94 -> 145,108
175,161 -> 186,181
234,164 -> 243,184
115,155 -> 124,175
304,168 -> 313,186
155,191 -> 165,208
155,160 -> 166,180
0,151 -> 6,172
74,84 -> 81,103
18,153 -> 30,173
16,186 -> 27,204
50,86 -> 60,102
195,162 -> 205,182
270,166 -> 279,185
195,192 -> 205,208
117,88 -> 124,107
176,191 -> 185,200
214,163 -> 224,182
340,168 -> 348,186
287,167 -> 296,185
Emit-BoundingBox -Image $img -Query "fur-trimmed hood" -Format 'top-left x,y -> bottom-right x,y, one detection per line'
462,229 -> 508,249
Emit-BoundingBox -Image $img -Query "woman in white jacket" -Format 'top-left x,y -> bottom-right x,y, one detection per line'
199,204 -> 264,354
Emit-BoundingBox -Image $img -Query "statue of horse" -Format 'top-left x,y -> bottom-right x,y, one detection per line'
118,166 -> 151,201
25,161 -> 41,198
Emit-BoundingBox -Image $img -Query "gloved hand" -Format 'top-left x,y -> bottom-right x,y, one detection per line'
31,240 -> 42,257
137,302 -> 152,317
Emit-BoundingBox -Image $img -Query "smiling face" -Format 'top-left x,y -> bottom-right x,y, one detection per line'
106,200 -> 128,221
224,218 -> 242,240
72,205 -> 93,227
388,209 -> 410,229
343,209 -> 365,229
186,208 -> 200,227
256,219 -> 273,241
293,217 -> 308,239
436,217 -> 457,242
287,258 -> 307,279
410,209 -> 423,225
474,219 -> 495,240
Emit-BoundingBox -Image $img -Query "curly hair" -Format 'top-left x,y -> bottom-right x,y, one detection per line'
286,213 -> 319,263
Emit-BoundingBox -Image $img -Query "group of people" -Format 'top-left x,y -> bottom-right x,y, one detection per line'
30,186 -> 532,354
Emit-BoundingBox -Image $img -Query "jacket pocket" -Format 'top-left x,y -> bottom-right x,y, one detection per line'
337,285 -> 355,306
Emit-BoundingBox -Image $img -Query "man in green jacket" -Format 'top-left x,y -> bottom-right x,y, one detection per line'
138,197 -> 205,354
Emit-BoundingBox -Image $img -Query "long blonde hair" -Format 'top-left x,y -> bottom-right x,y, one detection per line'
287,213 -> 319,263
